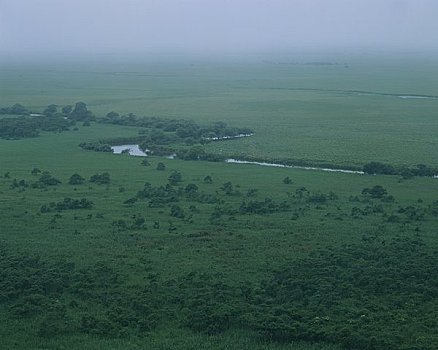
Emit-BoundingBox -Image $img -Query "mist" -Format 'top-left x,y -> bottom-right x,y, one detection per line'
1,0 -> 438,59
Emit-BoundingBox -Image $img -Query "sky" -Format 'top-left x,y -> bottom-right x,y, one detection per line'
1,0 -> 438,57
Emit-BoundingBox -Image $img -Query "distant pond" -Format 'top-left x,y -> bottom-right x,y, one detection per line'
111,144 -> 147,157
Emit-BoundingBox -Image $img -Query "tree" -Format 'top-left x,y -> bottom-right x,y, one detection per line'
10,103 -> 28,115
203,175 -> 213,184
90,172 -> 110,185
156,162 -> 166,171
283,176 -> 292,184
31,168 -> 41,175
106,111 -> 119,119
362,185 -> 388,199
43,104 -> 57,116
295,186 -> 308,195
38,172 -> 61,186
170,205 -> 185,219
186,145 -> 205,160
185,183 -> 199,196
220,182 -> 234,195
363,162 -> 396,175
62,105 -> 72,114
69,173 -> 85,185
70,102 -> 94,121
246,188 -> 258,197
168,171 -> 182,185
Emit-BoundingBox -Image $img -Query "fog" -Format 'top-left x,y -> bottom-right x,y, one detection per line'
1,0 -> 438,58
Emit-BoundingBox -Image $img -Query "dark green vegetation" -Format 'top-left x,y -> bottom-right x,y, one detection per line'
0,56 -> 438,350
0,102 -> 96,139
1,122 -> 437,350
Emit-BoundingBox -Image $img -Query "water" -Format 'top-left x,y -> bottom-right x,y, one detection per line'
165,154 -> 177,159
110,145 -> 437,178
226,159 -> 438,178
398,95 -> 434,99
206,133 -> 254,141
111,144 -> 148,157
225,159 -> 365,174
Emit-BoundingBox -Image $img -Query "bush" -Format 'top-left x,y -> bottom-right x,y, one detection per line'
90,172 -> 110,185
185,183 -> 199,196
40,198 -> 94,212
31,168 -> 41,175
31,172 -> 61,188
362,185 -> 388,199
79,142 -> 112,152
168,171 -> 182,185
170,205 -> 185,219
69,173 -> 85,185
363,161 -> 396,175
283,176 -> 292,184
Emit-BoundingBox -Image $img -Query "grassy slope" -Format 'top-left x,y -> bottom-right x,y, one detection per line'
0,125 -> 437,349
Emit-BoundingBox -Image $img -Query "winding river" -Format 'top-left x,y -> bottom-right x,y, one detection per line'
111,144 -> 364,174
225,159 -> 364,174
111,144 -> 437,178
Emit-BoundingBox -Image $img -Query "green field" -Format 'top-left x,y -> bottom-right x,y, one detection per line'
1,55 -> 438,167
0,55 -> 437,349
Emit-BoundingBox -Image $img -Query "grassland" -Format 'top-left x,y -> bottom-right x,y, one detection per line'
0,54 -> 437,349
1,54 -> 438,167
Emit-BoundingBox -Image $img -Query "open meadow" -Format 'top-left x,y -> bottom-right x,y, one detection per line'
2,54 -> 438,167
0,55 -> 437,349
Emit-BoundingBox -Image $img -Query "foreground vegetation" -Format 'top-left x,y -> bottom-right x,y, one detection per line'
0,121 -> 437,349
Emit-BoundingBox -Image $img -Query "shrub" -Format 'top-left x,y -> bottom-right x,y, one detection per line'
168,171 -> 182,185
362,185 -> 388,199
170,205 -> 185,219
90,172 -> 110,185
283,176 -> 292,184
156,162 -> 166,171
69,173 -> 85,185
363,161 -> 396,175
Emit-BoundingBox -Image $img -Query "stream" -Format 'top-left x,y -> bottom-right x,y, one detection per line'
111,144 -> 437,177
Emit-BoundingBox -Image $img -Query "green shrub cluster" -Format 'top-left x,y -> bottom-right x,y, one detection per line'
89,172 -> 111,185
79,142 -> 112,152
40,197 -> 94,212
0,115 -> 72,139
239,198 -> 290,214
100,113 -> 252,142
363,161 -> 438,178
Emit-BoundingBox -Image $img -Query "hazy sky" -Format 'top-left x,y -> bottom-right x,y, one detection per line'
1,0 -> 437,56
